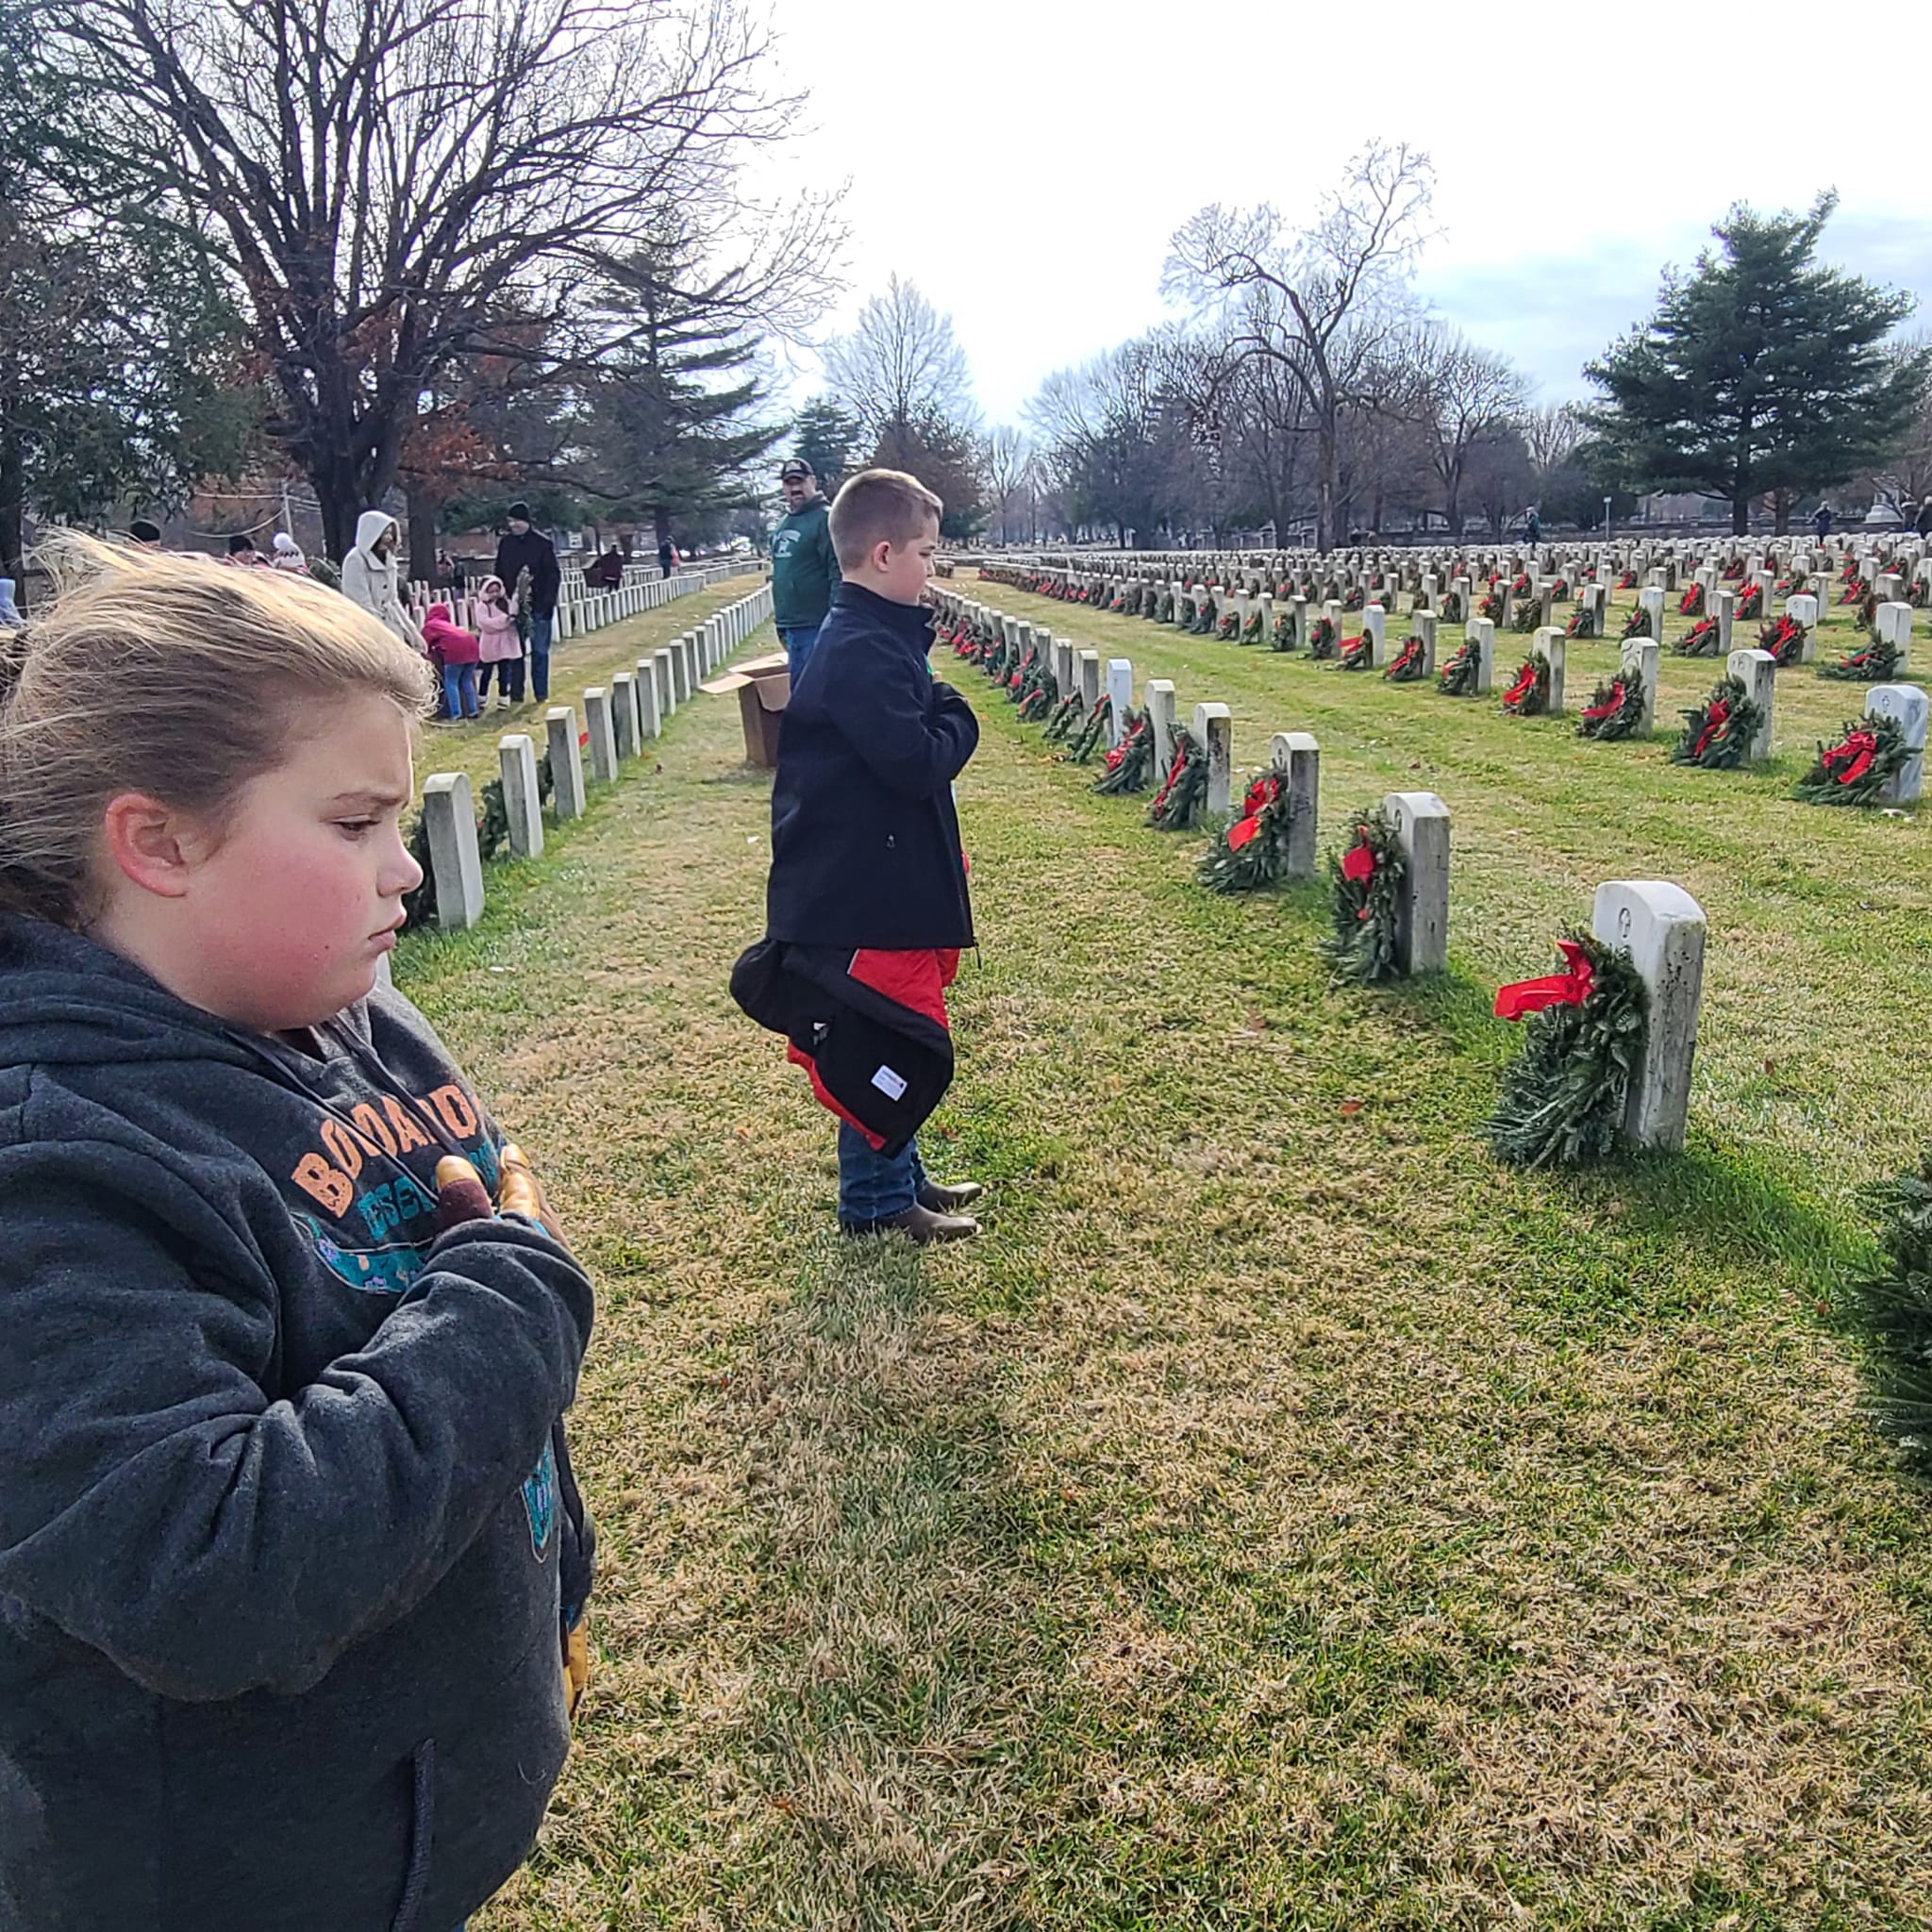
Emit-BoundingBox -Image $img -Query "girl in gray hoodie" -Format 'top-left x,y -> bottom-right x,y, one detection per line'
0,537 -> 595,1932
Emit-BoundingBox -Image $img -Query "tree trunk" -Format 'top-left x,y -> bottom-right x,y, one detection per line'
1731,482 -> 1751,537
406,483 -> 441,584
1773,491 -> 1792,535
1316,414 -> 1338,553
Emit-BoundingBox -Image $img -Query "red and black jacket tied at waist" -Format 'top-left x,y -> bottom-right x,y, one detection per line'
730,939 -> 958,1157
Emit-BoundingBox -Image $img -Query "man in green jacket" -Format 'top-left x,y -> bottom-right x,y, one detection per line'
771,458 -> 837,683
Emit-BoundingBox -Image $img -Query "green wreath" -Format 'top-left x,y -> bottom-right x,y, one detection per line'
1063,695 -> 1113,764
1041,688 -> 1086,742
1820,638 -> 1902,682
1839,1146 -> 1932,1466
1437,636 -> 1482,696
1793,714 -> 1912,807
1574,674 -> 1647,741
1092,709 -> 1155,794
1197,774 -> 1297,893
1147,729 -> 1209,830
1671,675 -> 1763,769
1322,807 -> 1406,984
1488,935 -> 1649,1168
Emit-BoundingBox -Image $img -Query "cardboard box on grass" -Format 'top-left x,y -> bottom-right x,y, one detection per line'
701,652 -> 790,769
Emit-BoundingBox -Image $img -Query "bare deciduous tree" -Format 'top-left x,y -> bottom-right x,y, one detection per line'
823,275 -> 976,448
1392,326 -> 1528,537
981,424 -> 1031,541
1164,142 -> 1436,551
1521,402 -> 1587,488
57,0 -> 811,555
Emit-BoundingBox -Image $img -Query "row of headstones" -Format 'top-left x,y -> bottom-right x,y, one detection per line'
995,536 -> 1931,607
932,589 -> 1708,1153
993,543 -> 1932,634
404,560 -> 747,642
974,566 -> 1926,802
414,581 -> 776,931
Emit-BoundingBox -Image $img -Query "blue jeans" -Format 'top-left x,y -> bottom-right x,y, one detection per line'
838,1124 -> 927,1226
441,661 -> 479,719
780,623 -> 822,685
529,612 -> 554,701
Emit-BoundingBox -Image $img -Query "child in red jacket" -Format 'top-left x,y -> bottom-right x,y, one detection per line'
422,600 -> 482,721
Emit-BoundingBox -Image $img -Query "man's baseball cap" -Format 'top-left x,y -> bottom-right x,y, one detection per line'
778,458 -> 813,480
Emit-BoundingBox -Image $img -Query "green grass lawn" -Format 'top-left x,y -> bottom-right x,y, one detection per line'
396,574 -> 1932,1931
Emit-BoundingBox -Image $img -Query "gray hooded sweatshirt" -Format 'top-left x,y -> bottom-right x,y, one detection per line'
0,915 -> 594,1932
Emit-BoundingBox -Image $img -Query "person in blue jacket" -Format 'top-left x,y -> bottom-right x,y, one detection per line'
764,469 -> 984,1241
0,536 -> 595,1932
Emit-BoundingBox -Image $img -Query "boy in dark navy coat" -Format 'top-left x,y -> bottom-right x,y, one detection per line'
765,469 -> 984,1241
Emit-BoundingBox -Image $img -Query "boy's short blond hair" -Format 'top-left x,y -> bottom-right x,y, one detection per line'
827,469 -> 942,572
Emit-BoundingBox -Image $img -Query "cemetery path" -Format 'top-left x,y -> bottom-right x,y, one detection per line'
395,598 -> 1932,1932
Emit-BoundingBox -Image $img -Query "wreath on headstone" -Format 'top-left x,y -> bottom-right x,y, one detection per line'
1836,1144 -> 1932,1468
1339,632 -> 1374,671
1191,598 -> 1219,637
1062,694 -> 1113,763
1342,585 -> 1366,611
1146,729 -> 1209,830
1018,666 -> 1058,724
1384,634 -> 1428,682
1197,773 -> 1296,893
1677,583 -> 1706,618
1488,933 -> 1649,1169
1155,589 -> 1175,624
1003,647 -> 1037,702
1092,708 -> 1156,795
1793,714 -> 1911,808
1820,637 -> 1901,682
1671,675 -> 1762,769
1322,807 -> 1406,983
1501,655 -> 1551,716
1673,615 -> 1722,657
1241,608 -> 1266,643
1564,603 -> 1594,640
1041,688 -> 1086,742
1436,636 -> 1482,695
1736,582 -> 1765,619
1440,587 -> 1466,624
1478,586 -> 1505,623
1216,609 -> 1241,641
1272,609 -> 1299,650
1575,673 -> 1647,741
1307,616 -> 1339,660
1620,603 -> 1653,641
1721,558 -> 1746,582
1758,613 -> 1807,666
1616,569 -> 1639,590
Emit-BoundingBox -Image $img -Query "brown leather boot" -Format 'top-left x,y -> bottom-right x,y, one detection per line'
917,1178 -> 984,1212
843,1202 -> 981,1243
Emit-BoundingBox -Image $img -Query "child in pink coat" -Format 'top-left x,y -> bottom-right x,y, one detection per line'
421,600 -> 482,721
473,575 -> 524,709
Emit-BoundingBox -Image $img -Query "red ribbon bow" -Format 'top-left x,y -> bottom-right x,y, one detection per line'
1823,728 -> 1876,784
1691,698 -> 1730,758
1226,775 -> 1280,851
1582,679 -> 1626,724
1504,662 -> 1538,705
1494,939 -> 1595,1020
1341,838 -> 1374,913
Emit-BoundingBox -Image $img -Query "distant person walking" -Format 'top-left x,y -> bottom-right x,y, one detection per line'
493,502 -> 560,702
1524,507 -> 1541,547
1814,504 -> 1833,541
588,545 -> 625,589
341,510 -> 426,656
658,536 -> 676,578
771,458 -> 837,683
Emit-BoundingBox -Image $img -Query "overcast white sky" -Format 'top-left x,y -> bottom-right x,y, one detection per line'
748,0 -> 1930,427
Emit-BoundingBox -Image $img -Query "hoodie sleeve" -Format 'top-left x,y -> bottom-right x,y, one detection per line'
0,1132 -> 594,1703
832,650 -> 979,800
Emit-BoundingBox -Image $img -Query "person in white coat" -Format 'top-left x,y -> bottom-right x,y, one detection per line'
339,510 -> 425,654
